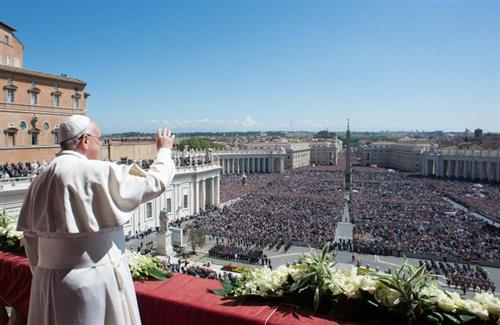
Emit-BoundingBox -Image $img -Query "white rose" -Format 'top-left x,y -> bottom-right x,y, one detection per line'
244,281 -> 258,295
328,282 -> 343,296
473,293 -> 500,316
436,292 -> 458,313
359,276 -> 377,294
340,276 -> 361,299
459,299 -> 489,320
288,267 -> 304,281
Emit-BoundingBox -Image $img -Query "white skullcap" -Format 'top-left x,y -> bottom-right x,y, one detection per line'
59,115 -> 92,143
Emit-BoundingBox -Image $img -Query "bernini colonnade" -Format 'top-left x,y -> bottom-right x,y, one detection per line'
422,148 -> 500,182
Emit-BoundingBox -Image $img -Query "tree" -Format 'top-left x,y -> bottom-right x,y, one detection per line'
177,137 -> 226,151
188,228 -> 207,254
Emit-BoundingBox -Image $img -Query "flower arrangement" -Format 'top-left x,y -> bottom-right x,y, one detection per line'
0,210 -> 23,252
213,243 -> 500,324
126,250 -> 171,281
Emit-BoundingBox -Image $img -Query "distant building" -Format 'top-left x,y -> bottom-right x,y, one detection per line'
361,139 -> 431,172
0,21 -> 88,163
482,134 -> 500,150
245,142 -> 311,169
100,139 -> 157,161
422,148 -> 500,183
310,140 -> 342,166
474,128 -> 483,138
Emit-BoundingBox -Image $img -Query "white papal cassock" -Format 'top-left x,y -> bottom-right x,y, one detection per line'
17,148 -> 176,325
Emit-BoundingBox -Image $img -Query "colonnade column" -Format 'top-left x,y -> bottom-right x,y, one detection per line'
214,176 -> 220,206
496,162 -> 500,182
471,161 -> 478,180
270,157 -> 274,173
463,160 -> 469,179
437,160 -> 444,177
487,162 -> 492,180
455,160 -> 460,178
209,178 -> 215,206
200,180 -> 206,211
422,159 -> 428,176
195,181 -> 200,214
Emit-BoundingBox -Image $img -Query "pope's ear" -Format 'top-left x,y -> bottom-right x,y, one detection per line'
80,134 -> 90,148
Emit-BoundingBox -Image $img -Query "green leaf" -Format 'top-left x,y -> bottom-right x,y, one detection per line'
442,313 -> 460,324
221,280 -> 235,292
212,289 -> 228,296
457,314 -> 476,323
313,286 -> 320,311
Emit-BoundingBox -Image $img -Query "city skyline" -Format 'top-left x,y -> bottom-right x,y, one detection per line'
1,1 -> 499,133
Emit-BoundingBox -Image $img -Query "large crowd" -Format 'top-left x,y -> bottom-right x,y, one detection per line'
189,167 -> 344,251
0,161 -> 47,178
219,174 -> 280,203
351,169 -> 500,264
421,260 -> 495,294
430,179 -> 500,223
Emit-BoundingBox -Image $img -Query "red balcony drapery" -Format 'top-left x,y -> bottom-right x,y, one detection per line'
1,251 -> 348,325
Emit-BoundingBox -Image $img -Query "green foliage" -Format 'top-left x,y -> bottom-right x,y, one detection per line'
212,250 -> 499,324
177,137 -> 226,151
188,228 -> 207,253
372,260 -> 439,323
288,242 -> 336,311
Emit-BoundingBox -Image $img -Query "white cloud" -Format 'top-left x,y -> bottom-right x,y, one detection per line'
147,116 -> 260,131
241,116 -> 258,127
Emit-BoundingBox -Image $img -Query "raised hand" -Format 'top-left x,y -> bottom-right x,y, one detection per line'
156,128 -> 175,150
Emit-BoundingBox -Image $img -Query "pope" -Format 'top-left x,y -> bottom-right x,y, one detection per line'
17,115 -> 176,325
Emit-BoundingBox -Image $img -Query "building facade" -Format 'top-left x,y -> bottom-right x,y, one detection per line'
244,143 -> 312,169
100,139 -> 157,161
310,140 -> 342,166
0,22 -> 88,163
421,148 -> 500,183
215,149 -> 287,174
361,142 -> 431,172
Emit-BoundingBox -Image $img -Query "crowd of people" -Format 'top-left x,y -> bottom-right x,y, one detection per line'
430,179 -> 500,223
219,174 -> 280,203
0,161 -> 47,178
208,244 -> 263,264
351,169 -> 500,264
420,260 -> 495,294
332,238 -> 353,252
189,167 -> 344,251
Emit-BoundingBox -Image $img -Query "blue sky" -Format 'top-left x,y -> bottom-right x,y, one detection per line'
1,1 -> 499,133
